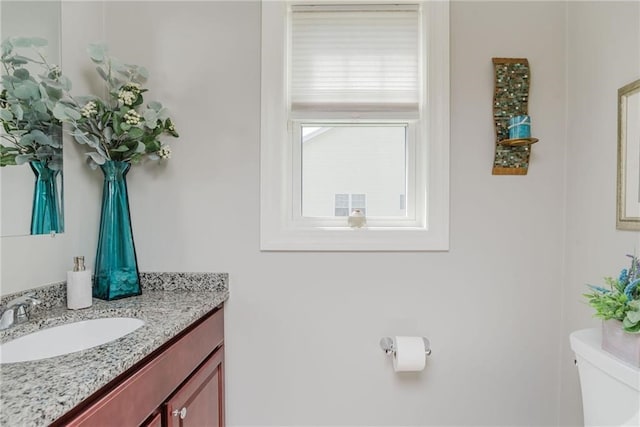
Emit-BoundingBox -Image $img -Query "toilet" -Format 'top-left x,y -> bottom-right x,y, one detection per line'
570,328 -> 640,426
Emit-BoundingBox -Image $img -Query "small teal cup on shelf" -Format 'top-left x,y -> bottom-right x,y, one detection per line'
508,115 -> 531,139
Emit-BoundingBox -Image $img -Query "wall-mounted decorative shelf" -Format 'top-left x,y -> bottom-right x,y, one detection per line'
498,137 -> 539,147
492,57 -> 538,175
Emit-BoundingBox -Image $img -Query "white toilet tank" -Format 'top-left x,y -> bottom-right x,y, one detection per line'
570,328 -> 639,426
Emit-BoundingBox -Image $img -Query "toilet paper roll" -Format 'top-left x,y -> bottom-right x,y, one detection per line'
393,336 -> 426,372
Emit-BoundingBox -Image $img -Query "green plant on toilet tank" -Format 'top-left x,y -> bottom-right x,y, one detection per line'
584,255 -> 640,333
52,43 -> 179,300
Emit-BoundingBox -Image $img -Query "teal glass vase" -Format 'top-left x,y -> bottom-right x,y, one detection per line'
29,161 -> 63,235
94,160 -> 141,300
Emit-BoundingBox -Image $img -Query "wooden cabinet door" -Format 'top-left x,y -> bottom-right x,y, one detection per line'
165,347 -> 224,427
140,411 -> 162,427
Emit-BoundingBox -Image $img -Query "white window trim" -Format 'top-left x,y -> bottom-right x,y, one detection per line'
260,0 -> 449,251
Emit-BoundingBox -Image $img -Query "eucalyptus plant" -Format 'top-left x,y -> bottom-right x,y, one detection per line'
585,255 -> 640,333
52,44 -> 178,168
0,36 -> 67,169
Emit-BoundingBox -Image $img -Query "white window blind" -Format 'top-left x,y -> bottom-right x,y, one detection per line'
290,5 -> 420,114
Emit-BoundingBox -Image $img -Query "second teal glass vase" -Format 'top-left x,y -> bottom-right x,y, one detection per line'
94,160 -> 141,300
29,161 -> 63,235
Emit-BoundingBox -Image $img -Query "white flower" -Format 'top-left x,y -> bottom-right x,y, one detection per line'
118,90 -> 136,106
81,101 -> 97,118
124,109 -> 141,125
49,64 -> 61,79
158,145 -> 171,159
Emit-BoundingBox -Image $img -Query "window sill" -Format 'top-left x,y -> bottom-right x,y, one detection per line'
260,225 -> 449,252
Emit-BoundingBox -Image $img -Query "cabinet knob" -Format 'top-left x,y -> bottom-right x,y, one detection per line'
172,407 -> 187,419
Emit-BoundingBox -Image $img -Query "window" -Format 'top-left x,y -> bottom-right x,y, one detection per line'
261,0 -> 449,251
302,125 -> 404,218
334,194 -> 366,217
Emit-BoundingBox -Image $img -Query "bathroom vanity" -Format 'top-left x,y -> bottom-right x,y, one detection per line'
0,273 -> 228,426
58,306 -> 224,426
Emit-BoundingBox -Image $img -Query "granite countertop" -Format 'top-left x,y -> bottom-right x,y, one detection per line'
0,272 -> 229,426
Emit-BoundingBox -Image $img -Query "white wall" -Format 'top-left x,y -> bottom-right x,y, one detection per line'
99,1 -> 567,425
560,2 -> 640,426
4,1 -> 635,426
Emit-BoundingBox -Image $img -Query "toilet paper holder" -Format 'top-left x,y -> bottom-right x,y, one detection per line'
380,337 -> 432,356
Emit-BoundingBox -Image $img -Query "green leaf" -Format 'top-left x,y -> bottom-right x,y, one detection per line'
584,290 -> 629,321
10,37 -> 36,48
623,311 -> 640,333
156,107 -> 169,121
11,104 -> 23,120
47,159 -> 62,171
0,108 -> 13,121
136,141 -> 146,153
164,118 -> 178,137
59,75 -> 72,92
0,152 -> 18,166
86,152 -> 107,165
112,145 -> 130,152
52,103 -> 69,120
72,129 -> 97,147
143,109 -> 157,128
137,66 -> 149,80
96,66 -> 109,82
132,94 -> 144,107
13,68 -> 30,80
43,83 -> 63,101
87,151 -> 107,165
32,100 -> 48,115
129,153 -> 143,164
0,145 -> 19,154
10,55 -> 33,65
127,127 -> 145,139
145,139 -> 161,152
19,130 -> 52,147
13,81 -> 39,100
29,37 -> 48,48
35,145 -> 54,157
148,101 -> 162,111
64,107 -> 81,121
627,310 -> 640,323
103,126 -> 113,143
112,114 -> 122,135
15,154 -> 33,165
4,56 -> 28,66
87,43 -> 107,63
1,39 -> 13,57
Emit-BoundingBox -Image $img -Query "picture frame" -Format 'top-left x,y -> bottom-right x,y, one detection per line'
617,78 -> 640,231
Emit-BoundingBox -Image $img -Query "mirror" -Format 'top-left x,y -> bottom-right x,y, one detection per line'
0,0 -> 63,237
617,78 -> 640,230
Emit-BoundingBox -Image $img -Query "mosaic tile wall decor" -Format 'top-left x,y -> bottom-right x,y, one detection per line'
492,58 -> 538,175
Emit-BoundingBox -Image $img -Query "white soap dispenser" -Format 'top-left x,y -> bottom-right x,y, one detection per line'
67,256 -> 92,310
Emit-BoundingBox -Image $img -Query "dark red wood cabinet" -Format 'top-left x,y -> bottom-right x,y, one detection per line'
165,348 -> 224,427
55,306 -> 225,427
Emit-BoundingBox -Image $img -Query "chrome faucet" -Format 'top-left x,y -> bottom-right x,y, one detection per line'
0,295 -> 41,330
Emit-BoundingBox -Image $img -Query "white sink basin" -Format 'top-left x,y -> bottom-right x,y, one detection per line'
0,317 -> 144,364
